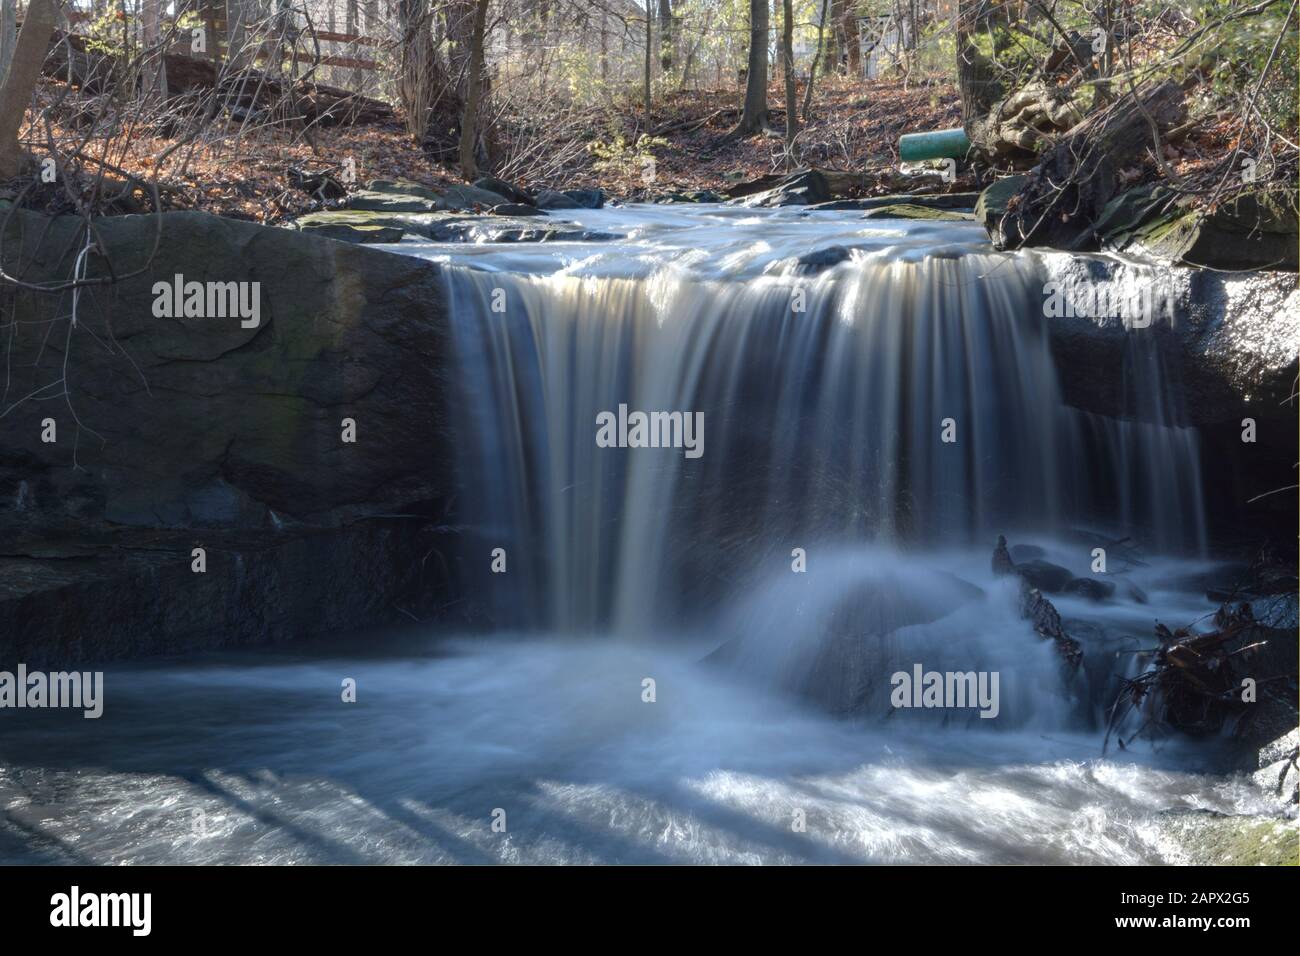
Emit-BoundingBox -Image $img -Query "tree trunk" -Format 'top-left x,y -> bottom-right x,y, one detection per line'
957,0 -> 1001,130
802,0 -> 829,120
0,0 -> 17,87
447,0 -> 477,98
143,0 -> 167,98
0,0 -> 57,178
782,0 -> 796,150
599,12 -> 608,83
397,0 -> 446,142
346,0 -> 360,90
842,3 -> 860,74
728,0 -> 769,138
657,0 -> 674,72
829,0 -> 845,71
458,0 -> 490,179
643,1 -> 652,126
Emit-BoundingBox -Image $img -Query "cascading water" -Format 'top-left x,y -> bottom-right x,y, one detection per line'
3,205 -> 1266,866
440,205 -> 1207,643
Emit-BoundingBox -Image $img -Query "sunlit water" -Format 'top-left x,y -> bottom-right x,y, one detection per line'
1,205 -> 1275,864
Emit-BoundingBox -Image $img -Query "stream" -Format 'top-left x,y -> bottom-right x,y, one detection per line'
0,204 -> 1273,864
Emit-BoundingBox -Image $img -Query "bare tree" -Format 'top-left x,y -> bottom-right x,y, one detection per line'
0,0 -> 16,85
658,0 -> 674,73
0,0 -> 57,178
802,0 -> 830,121
459,0 -> 492,178
782,0 -> 796,150
841,1 -> 860,75
643,0 -> 652,125
727,0 -> 769,139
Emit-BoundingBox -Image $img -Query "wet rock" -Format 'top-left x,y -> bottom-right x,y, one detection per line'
349,180 -> 506,214
0,518 -> 454,667
1008,543 -> 1045,562
473,176 -> 535,205
295,209 -> 618,243
1158,812 -> 1299,865
1013,559 -> 1073,593
1098,185 -> 1298,271
974,175 -> 1029,245
1035,247 -> 1298,446
362,178 -> 444,203
346,188 -> 439,214
535,189 -> 583,210
991,535 -> 1015,576
862,203 -> 974,221
1019,585 -> 1084,668
794,245 -> 851,274
293,212 -> 406,244
489,202 -> 546,217
739,170 -> 831,208
1253,727 -> 1298,807
1156,563 -> 1253,597
706,568 -> 985,716
1061,577 -> 1115,601
1,208 -> 455,529
0,207 -> 466,657
562,188 -> 606,209
809,193 -> 980,213
654,190 -> 725,204
435,183 -> 512,211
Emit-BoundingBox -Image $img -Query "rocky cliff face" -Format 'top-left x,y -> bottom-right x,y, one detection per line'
0,208 -> 460,664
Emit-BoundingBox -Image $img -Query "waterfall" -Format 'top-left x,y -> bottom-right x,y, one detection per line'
436,210 -> 1208,640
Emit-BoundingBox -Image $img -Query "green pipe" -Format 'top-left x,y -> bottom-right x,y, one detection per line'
899,128 -> 972,162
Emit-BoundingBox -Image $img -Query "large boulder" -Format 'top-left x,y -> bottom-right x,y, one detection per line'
562,188 -> 606,209
473,176 -> 535,205
0,208 -> 465,661
534,189 -> 583,210
1032,250 -> 1299,426
0,208 -> 454,529
1100,188 -> 1299,272
738,170 -> 832,208
361,179 -> 505,212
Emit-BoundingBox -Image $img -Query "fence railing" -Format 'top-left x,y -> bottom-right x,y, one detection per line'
54,8 -> 383,73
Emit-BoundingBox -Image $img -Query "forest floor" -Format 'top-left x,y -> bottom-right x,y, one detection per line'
13,74 -> 966,223
9,70 -> 1256,224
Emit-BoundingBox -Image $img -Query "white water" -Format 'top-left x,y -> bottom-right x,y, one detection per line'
0,621 -> 1272,865
0,205 -> 1262,865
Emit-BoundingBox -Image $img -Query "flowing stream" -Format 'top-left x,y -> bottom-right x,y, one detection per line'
1,205 -> 1266,865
